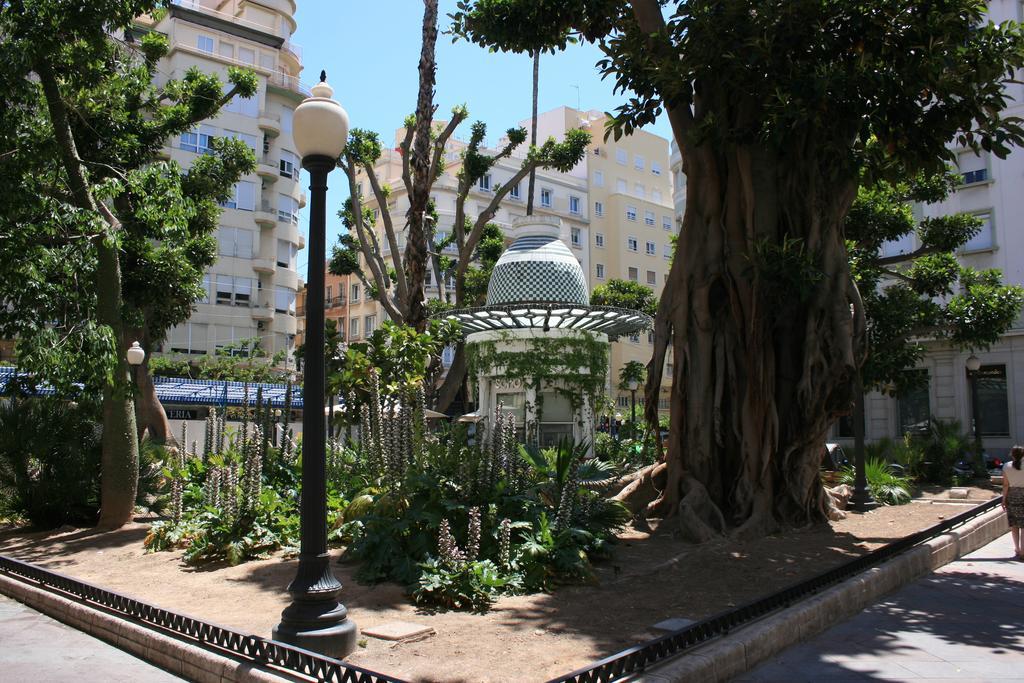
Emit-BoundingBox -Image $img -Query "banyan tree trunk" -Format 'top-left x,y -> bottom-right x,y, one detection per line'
646,137 -> 865,540
135,358 -> 172,445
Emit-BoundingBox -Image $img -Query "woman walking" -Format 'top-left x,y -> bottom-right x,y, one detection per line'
1003,446 -> 1024,560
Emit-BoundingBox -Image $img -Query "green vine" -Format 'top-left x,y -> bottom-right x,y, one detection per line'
466,332 -> 609,427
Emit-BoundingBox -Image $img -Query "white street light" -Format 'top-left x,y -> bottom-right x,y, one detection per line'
966,354 -> 982,372
126,341 -> 145,366
292,72 -> 349,160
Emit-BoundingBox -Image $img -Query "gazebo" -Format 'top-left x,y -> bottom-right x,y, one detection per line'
440,216 -> 651,452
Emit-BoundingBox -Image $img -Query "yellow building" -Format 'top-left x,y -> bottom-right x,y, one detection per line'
344,106 -> 675,413
138,0 -> 306,369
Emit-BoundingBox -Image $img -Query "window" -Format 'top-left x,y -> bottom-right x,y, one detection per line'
628,331 -> 641,343
223,94 -> 258,117
278,194 -> 299,224
634,154 -> 645,170
898,370 -> 930,435
644,210 -> 655,226
222,129 -> 258,157
596,263 -> 605,279
364,315 -> 377,335
509,182 -> 521,199
664,244 -> 673,259
280,106 -> 294,134
276,239 -> 296,268
350,283 -> 360,302
197,35 -> 214,53
539,392 -> 574,449
634,183 -> 645,198
651,162 -> 662,176
628,266 -> 639,281
594,170 -> 604,187
259,53 -> 275,70
215,275 -> 255,307
652,189 -> 663,203
957,150 -> 989,185
963,212 -> 994,251
425,269 -> 433,287
479,174 -> 492,192
616,148 -> 627,165
220,180 -> 255,211
571,227 -> 581,246
627,236 -> 638,251
594,201 -> 604,217
217,228 -> 254,258
616,178 -> 627,193
274,286 -> 296,315
168,323 -> 208,355
540,188 -> 552,208
663,216 -> 673,231
218,41 -> 234,59
569,195 -> 581,214
646,240 -> 656,256
325,285 -> 332,302
280,150 -> 298,180
647,270 -> 657,285
200,273 -> 211,304
595,233 -> 605,248
880,232 -> 915,259
238,46 -> 255,64
349,317 -> 360,339
971,364 -> 1010,437
180,125 -> 216,154
626,206 -> 637,221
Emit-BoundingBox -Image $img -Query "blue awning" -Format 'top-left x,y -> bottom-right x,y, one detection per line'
0,367 -> 302,408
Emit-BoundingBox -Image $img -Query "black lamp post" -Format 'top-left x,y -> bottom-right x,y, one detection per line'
966,354 -> 985,475
272,72 -> 357,658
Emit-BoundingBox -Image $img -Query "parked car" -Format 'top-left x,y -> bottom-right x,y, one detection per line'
953,451 -> 1004,479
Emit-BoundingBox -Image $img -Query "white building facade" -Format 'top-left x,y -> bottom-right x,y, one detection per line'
140,1 -> 307,367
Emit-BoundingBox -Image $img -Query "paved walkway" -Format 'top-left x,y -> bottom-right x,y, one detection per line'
0,593 -> 181,682
739,531 -> 1024,681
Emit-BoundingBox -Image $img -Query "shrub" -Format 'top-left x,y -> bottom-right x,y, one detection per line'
840,458 -> 912,505
0,397 -> 102,527
340,373 -> 630,610
918,418 -> 971,485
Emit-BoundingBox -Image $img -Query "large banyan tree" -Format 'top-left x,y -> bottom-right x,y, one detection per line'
454,0 -> 1024,536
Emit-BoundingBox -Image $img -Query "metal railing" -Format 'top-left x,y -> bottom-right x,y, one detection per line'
0,554 -> 405,683
549,495 -> 1003,683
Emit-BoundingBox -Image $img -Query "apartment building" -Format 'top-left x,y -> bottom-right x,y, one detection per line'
294,269 -> 358,351
139,0 -> 306,366
341,106 -> 676,412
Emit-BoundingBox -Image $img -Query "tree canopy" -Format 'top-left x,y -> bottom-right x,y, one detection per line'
591,279 -> 659,317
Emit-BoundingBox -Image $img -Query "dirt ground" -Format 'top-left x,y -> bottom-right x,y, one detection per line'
0,484 -> 1002,683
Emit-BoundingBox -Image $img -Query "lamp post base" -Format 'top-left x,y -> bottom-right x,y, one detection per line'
850,487 -> 878,513
272,553 -> 358,658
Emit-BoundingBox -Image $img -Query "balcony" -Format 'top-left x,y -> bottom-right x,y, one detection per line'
170,1 -> 278,35
255,201 -> 277,228
251,303 -> 275,321
282,40 -> 302,64
252,258 -> 276,274
267,70 -> 310,97
258,112 -> 281,137
297,231 -> 306,249
326,295 -> 347,309
298,191 -> 307,209
257,156 -> 279,182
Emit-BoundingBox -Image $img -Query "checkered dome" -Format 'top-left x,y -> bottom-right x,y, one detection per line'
486,235 -> 590,306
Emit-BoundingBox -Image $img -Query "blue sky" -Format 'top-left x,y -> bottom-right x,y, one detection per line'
291,1 -> 671,276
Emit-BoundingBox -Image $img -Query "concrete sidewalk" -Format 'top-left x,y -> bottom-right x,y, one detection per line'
0,593 -> 182,682
739,531 -> 1024,681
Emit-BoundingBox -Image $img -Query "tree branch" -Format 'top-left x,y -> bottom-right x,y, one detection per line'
363,163 -> 409,305
875,244 -> 943,267
629,0 -> 693,143
343,163 -> 403,321
429,113 -> 466,185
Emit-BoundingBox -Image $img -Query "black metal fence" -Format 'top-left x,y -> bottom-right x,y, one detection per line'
548,496 -> 1003,683
0,496 -> 1002,683
0,554 -> 406,683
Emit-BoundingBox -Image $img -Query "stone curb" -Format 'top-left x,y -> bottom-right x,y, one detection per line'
636,506 -> 1009,683
0,573 -> 292,683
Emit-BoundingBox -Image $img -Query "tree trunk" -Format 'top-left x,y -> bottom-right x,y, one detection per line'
434,342 -> 467,413
526,49 -> 539,216
645,137 -> 863,539
135,358 -> 171,445
38,63 -> 139,530
403,0 -> 439,332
